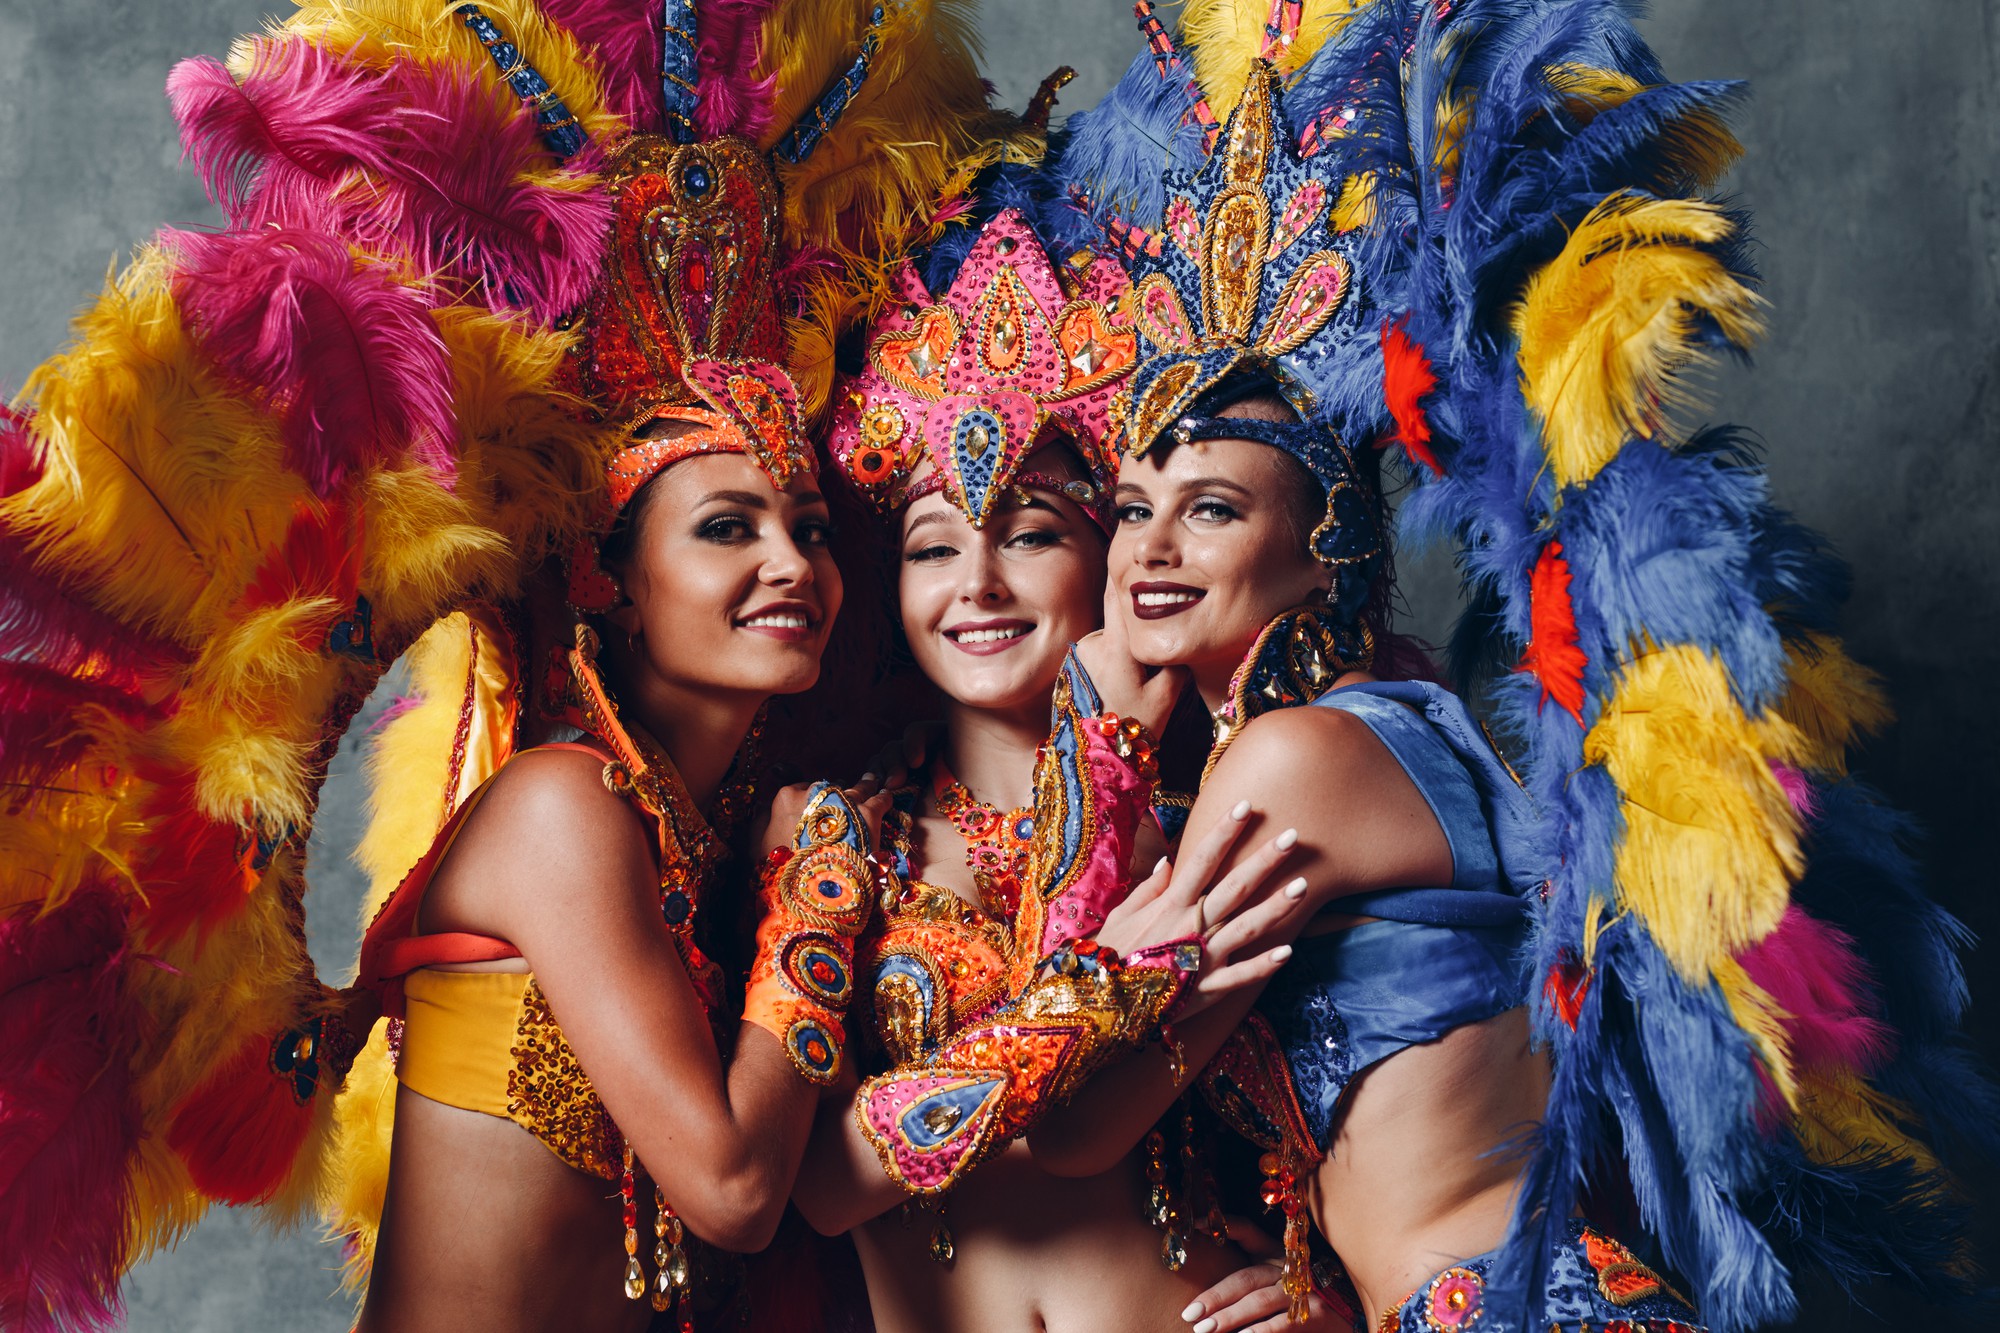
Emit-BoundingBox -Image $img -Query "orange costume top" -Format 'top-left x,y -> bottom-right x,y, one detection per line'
354,732 -> 741,1180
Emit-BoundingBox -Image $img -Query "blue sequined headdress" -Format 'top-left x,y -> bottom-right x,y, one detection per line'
1114,63 -> 1384,619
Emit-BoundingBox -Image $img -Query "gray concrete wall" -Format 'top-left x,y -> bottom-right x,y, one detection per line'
3,1 -> 1993,1328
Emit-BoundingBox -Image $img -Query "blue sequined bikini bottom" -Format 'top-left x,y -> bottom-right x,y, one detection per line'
1381,1220 -> 1705,1333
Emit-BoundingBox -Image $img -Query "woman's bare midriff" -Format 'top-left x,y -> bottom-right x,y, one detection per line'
1311,1007 -> 1551,1319
358,1085 -> 650,1333
854,1143 -> 1245,1333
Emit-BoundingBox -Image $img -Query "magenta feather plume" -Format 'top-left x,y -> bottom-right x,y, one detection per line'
167,227 -> 456,494
539,0 -> 666,131
168,42 -> 397,224
693,0 -> 779,140
0,406 -> 42,498
0,663 -> 158,794
1770,760 -> 1819,820
0,888 -> 140,1333
0,533 -> 187,690
1740,904 -> 1896,1083
171,37 -> 609,321
314,61 -> 610,320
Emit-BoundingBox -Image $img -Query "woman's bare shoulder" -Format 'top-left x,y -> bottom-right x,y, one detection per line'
431,747 -> 657,930
1208,703 -> 1399,803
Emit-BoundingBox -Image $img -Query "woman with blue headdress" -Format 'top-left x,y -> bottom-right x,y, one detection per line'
990,3 -> 1992,1332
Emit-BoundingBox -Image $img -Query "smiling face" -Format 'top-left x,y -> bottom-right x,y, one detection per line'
607,450 -> 842,705
1108,424 -> 1330,706
897,445 -> 1108,722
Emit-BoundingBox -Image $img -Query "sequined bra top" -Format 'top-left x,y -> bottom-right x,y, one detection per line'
356,740 -> 729,1181
1256,681 -> 1538,1150
859,797 -> 1018,1069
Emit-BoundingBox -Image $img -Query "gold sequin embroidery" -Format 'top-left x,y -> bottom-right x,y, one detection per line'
507,978 -> 623,1181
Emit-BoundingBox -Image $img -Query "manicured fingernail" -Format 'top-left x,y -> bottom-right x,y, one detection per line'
1180,1302 -> 1205,1323
1271,945 -> 1293,962
860,772 -> 879,784
1231,799 -> 1251,820
1193,1319 -> 1218,1333
1285,877 -> 1307,899
1276,827 -> 1298,850
1156,856 -> 1171,876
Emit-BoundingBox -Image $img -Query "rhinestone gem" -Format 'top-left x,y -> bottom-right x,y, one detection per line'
965,424 -> 991,459
995,318 -> 1018,353
1162,1231 -> 1188,1271
921,1103 -> 964,1134
623,1257 -> 646,1300
907,342 -> 938,377
1069,336 -> 1105,376
930,1224 -> 955,1263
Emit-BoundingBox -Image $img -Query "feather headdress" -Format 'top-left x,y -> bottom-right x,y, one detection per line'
1055,2 -> 1992,1329
0,1 -> 1010,1326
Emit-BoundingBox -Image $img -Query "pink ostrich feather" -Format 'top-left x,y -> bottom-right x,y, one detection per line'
1770,759 -> 1819,821
168,227 -> 456,494
321,60 -> 611,320
0,888 -> 141,1333
1740,904 -> 1895,1083
172,36 -> 609,322
168,41 -> 398,224
539,0 -> 666,131
0,531 -> 186,690
693,0 -> 779,141
0,662 -> 159,794
0,405 -> 41,498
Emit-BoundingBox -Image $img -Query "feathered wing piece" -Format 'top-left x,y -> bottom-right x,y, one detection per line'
0,0 -> 1005,1325
1055,2 -> 1992,1330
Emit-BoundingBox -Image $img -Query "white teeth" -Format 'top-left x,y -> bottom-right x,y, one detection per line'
951,625 -> 1030,644
1136,591 -> 1201,607
741,613 -> 809,629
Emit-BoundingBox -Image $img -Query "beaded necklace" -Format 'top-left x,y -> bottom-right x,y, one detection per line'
931,763 -> 1034,918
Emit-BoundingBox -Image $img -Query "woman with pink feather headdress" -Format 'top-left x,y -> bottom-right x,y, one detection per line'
0,1 -> 1045,1331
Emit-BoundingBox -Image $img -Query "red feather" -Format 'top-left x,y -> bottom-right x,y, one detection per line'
538,0 -> 666,130
165,1027 -> 317,1206
131,765 -> 260,946
1518,541 -> 1588,724
169,228 -> 456,495
0,888 -> 140,1333
238,499 -> 363,615
319,60 -> 611,321
693,0 -> 780,141
1381,316 -> 1442,475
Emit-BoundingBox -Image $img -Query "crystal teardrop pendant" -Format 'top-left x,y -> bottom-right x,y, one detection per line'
623,1256 -> 646,1300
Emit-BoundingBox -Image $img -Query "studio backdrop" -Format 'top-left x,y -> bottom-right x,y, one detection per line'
0,0 -> 1992,1329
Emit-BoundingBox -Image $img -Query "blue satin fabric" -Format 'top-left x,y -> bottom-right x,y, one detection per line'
1258,680 -> 1535,1150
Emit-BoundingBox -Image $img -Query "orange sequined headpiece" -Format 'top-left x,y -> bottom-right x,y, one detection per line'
564,135 -> 816,611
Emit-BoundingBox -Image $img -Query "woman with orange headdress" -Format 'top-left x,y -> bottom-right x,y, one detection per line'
0,2 -> 1028,1330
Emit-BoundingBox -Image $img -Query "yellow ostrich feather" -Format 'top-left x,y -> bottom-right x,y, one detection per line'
324,606 -> 523,1288
1514,193 -> 1764,490
437,306 -> 611,560
6,250 -> 309,648
1793,1067 -> 1950,1188
357,467 -> 513,641
762,0 -> 1037,330
1715,956 -> 1798,1109
1777,632 -> 1893,774
1176,0 -> 1357,104
1583,642 -> 1808,980
324,1030 -> 399,1290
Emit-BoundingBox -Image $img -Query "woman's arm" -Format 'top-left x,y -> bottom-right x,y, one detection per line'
428,749 -> 833,1252
1027,703 -> 1451,1177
